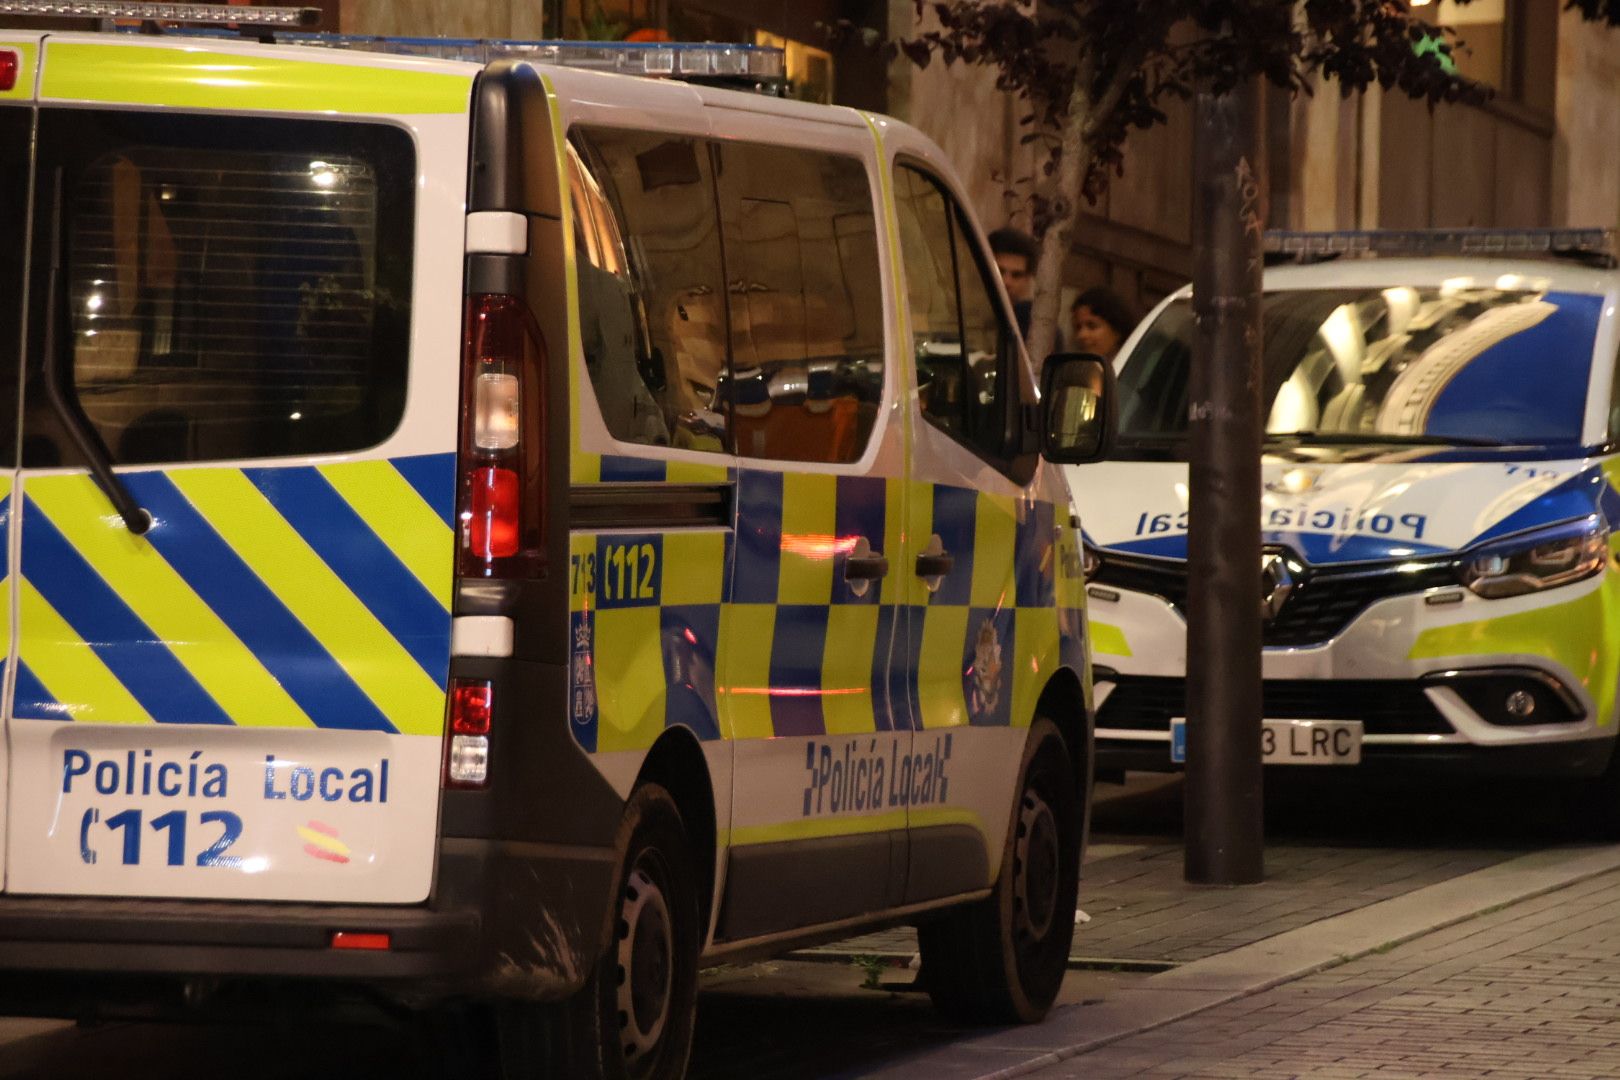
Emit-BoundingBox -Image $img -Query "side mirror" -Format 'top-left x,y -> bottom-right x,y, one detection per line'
1039,352 -> 1116,463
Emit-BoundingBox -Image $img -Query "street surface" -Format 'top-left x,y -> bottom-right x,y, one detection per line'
0,770 -> 1595,1078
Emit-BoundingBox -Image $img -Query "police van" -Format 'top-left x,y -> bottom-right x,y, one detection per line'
1071,229 -> 1620,798
0,6 -> 1114,1076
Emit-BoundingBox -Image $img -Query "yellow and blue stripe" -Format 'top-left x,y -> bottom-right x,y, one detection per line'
12,454 -> 455,735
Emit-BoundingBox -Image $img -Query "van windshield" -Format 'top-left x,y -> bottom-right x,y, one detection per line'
1116,285 -> 1605,454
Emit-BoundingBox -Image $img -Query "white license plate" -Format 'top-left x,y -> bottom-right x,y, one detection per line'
1171,718 -> 1363,765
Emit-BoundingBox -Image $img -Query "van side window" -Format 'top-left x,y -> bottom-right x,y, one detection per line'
570,128 -> 729,454
28,111 -> 413,467
893,164 -> 1013,463
715,142 -> 885,464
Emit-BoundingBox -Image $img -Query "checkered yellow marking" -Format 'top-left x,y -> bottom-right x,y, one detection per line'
917,605 -> 970,730
593,605 -> 666,752
1013,607 -> 1060,731
778,472 -> 837,606
972,492 -> 1017,608
720,603 -> 777,740
19,581 -> 152,725
822,605 -> 882,735
662,530 -> 726,606
667,460 -> 730,484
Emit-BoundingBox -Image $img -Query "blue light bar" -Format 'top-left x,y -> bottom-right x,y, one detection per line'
0,1 -> 318,25
1265,228 -> 1616,265
271,33 -> 783,79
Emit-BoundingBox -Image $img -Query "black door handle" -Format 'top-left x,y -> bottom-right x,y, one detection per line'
915,552 -> 955,578
845,553 -> 890,581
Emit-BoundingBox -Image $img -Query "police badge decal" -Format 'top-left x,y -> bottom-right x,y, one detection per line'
970,618 -> 1004,715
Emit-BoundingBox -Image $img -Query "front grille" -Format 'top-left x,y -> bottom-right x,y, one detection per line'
1092,553 -> 1458,647
1096,676 -> 1453,736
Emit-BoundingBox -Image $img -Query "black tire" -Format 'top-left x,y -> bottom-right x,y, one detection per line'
918,718 -> 1081,1025
497,784 -> 702,1080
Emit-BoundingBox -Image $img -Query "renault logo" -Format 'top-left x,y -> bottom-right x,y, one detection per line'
1260,550 -> 1298,621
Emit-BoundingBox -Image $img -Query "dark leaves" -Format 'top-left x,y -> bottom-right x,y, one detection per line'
895,0 -> 1524,217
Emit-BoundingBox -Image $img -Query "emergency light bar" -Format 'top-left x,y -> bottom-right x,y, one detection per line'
285,35 -> 784,80
1266,228 -> 1617,268
0,1 -> 318,26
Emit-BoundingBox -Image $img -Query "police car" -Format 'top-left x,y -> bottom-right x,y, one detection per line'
1071,229 -> 1620,797
0,5 -> 1113,1076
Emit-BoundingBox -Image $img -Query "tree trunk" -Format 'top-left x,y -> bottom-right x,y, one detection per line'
1183,77 -> 1267,886
1024,84 -> 1092,367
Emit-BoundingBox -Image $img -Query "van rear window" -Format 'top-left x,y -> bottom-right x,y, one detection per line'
25,112 -> 415,467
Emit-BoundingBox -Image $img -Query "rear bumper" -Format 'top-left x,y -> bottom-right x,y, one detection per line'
0,835 -> 617,1009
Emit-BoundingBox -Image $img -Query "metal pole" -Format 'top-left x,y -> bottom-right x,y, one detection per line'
1184,77 -> 1266,886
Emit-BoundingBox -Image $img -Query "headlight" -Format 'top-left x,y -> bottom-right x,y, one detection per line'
1460,516 -> 1610,599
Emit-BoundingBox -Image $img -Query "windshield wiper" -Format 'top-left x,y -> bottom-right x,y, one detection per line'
1264,432 -> 1508,448
41,169 -> 151,536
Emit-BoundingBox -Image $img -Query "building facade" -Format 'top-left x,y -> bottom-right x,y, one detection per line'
329,0 -> 1620,328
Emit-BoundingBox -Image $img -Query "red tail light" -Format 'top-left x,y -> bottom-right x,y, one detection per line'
457,294 -> 546,577
467,465 -> 520,559
450,680 -> 494,735
445,678 -> 493,788
0,52 -> 17,94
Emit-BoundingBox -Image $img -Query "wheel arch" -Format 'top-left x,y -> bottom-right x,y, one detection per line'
1036,666 -> 1092,796
633,727 -> 719,936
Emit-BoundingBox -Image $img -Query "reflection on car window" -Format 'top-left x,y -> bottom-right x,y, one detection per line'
892,164 -> 1011,461
717,141 -> 884,464
570,128 -> 729,453
1118,286 -> 1605,448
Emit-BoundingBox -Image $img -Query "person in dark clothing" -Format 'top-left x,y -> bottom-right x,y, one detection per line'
988,226 -> 1038,339
1070,285 -> 1136,360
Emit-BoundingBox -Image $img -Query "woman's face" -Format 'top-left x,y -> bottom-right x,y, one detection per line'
1072,305 -> 1122,359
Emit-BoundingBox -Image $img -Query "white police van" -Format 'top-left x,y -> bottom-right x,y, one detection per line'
0,6 -> 1113,1076
1071,230 -> 1620,800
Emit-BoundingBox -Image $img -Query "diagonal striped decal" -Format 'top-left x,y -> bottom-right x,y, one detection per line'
130,473 -> 399,733
249,466 -> 450,683
16,579 -> 153,724
390,454 -> 457,530
12,659 -> 60,721
318,458 -> 455,610
27,476 -> 314,730
23,496 -> 233,726
168,469 -> 445,736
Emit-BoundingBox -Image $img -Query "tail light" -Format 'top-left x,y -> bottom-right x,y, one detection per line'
457,294 -> 546,578
0,51 -> 17,94
445,678 -> 493,788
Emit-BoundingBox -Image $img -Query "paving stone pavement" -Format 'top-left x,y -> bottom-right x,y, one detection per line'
1024,867 -> 1620,1079
811,839 -> 1525,966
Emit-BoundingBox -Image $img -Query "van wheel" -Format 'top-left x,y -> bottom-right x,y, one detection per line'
498,785 -> 701,1079
918,719 -> 1080,1025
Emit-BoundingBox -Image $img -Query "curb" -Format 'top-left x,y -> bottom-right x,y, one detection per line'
859,843 -> 1620,1080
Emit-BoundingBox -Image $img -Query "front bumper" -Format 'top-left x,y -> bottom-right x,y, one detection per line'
1089,571 -> 1618,776
0,835 -> 618,1013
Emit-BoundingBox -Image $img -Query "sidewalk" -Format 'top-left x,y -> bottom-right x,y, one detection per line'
805,836 -> 1525,971
1023,862 -> 1620,1078
853,843 -> 1620,1079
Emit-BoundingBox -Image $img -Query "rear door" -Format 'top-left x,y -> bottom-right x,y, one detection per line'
4,36 -> 474,903
0,34 -> 43,889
